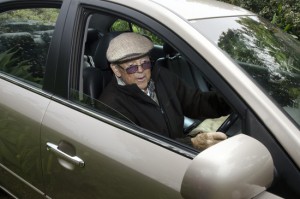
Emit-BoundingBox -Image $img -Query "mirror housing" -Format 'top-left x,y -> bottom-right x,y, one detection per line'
181,134 -> 274,199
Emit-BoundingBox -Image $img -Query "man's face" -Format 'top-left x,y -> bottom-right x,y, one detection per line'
112,56 -> 151,90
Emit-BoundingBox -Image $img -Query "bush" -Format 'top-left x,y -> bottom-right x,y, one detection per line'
218,0 -> 300,40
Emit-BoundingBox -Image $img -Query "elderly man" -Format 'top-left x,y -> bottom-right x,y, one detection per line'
99,32 -> 231,150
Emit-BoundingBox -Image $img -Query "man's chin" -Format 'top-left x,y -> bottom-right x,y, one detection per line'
137,83 -> 148,90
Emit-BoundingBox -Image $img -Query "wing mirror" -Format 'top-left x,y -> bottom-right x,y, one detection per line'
181,134 -> 274,199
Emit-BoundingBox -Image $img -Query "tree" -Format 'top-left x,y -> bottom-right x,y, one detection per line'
218,0 -> 300,40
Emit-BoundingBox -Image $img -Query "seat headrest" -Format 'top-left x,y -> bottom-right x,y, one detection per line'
86,28 -> 100,45
85,29 -> 101,56
163,43 -> 178,57
93,31 -> 124,70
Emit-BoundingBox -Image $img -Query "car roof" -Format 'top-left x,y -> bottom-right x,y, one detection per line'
149,0 -> 255,20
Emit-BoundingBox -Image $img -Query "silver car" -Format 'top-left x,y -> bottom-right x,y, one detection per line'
0,0 -> 299,198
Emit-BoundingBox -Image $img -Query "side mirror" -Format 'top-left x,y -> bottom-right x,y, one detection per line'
181,134 -> 274,199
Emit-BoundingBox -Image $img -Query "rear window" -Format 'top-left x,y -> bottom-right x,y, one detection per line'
0,8 -> 60,87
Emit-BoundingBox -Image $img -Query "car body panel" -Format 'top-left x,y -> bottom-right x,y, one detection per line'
150,0 -> 254,19
41,99 -> 190,198
0,76 -> 50,197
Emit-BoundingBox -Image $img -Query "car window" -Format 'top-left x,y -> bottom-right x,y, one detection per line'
192,16 -> 300,126
0,8 -> 59,87
69,9 -> 237,154
70,13 -> 142,126
71,14 -> 164,120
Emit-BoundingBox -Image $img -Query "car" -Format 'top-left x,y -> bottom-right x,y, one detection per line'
0,0 -> 299,198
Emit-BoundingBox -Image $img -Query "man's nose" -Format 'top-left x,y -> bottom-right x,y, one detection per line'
137,64 -> 144,72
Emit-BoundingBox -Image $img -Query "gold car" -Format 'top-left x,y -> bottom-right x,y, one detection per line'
0,0 -> 299,198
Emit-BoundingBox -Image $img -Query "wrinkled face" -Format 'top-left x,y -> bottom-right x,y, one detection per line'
111,56 -> 152,90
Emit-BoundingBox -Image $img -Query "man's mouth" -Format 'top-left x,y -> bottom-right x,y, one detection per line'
137,76 -> 146,82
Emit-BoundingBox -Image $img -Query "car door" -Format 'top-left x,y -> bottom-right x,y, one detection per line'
0,1 -> 62,198
40,1 -> 192,198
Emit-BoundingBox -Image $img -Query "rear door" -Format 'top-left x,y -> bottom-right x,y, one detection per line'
0,1 -> 62,198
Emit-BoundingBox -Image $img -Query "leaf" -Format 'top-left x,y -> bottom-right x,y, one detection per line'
0,49 -> 18,68
284,24 -> 292,31
271,13 -> 277,24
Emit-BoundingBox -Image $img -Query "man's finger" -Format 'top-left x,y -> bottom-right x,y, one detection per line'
208,132 -> 227,140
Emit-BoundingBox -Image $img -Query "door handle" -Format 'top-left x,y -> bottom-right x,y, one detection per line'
46,142 -> 85,168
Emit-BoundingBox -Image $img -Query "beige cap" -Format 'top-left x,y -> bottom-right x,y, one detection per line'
106,32 -> 153,63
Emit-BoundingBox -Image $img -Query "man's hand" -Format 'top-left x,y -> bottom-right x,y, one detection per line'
191,132 -> 227,150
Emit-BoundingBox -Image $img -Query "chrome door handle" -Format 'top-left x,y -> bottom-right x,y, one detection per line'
46,142 -> 85,168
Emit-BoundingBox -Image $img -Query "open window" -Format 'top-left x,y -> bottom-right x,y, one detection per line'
68,9 -> 241,152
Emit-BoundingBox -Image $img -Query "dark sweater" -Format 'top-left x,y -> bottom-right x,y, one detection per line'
99,66 -> 230,144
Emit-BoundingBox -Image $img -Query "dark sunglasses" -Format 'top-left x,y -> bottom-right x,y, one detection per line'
118,61 -> 152,74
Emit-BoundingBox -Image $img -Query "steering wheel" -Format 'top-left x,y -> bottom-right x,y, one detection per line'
217,113 -> 239,136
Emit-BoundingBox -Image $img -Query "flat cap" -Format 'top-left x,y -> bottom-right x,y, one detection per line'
106,32 -> 153,63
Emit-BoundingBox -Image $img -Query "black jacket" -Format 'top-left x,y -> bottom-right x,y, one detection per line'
99,66 -> 230,142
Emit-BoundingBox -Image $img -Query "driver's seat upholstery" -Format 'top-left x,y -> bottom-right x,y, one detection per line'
83,31 -> 123,105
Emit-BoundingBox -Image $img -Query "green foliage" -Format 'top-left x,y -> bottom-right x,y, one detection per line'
111,19 -> 163,45
0,8 -> 58,24
219,0 -> 300,40
0,49 -> 29,75
0,8 -> 59,86
0,49 -> 42,85
0,8 -> 58,34
111,19 -> 131,32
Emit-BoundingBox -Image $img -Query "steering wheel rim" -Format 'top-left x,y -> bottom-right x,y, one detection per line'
217,113 -> 239,134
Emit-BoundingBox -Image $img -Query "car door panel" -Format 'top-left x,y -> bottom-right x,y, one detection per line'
0,78 -> 50,198
41,100 -> 190,198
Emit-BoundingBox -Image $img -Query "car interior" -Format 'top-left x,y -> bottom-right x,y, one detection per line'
74,13 -> 241,139
81,15 -> 209,101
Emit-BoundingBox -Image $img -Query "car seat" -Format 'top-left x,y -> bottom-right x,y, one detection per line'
82,31 -> 123,105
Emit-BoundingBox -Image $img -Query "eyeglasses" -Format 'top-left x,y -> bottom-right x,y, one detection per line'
118,61 -> 152,74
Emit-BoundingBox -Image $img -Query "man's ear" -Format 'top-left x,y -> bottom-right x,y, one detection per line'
111,64 -> 121,77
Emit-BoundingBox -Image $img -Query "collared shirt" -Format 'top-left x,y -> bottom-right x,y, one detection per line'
116,76 -> 159,105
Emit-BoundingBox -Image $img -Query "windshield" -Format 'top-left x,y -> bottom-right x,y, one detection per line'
192,16 -> 300,126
